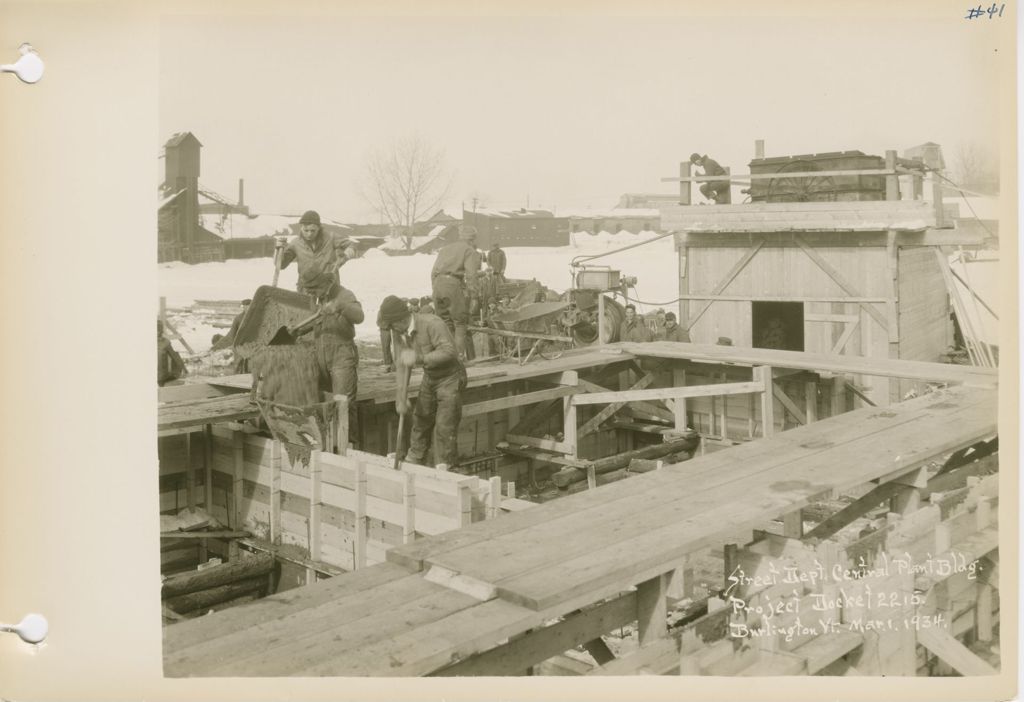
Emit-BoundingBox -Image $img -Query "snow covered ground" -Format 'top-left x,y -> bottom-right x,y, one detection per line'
158,232 -> 681,355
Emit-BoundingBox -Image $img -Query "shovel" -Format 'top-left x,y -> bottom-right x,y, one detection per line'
267,309 -> 324,346
392,337 -> 415,470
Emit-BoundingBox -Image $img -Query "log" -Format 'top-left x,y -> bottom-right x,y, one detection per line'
161,552 -> 275,599
163,576 -> 267,613
552,435 -> 698,488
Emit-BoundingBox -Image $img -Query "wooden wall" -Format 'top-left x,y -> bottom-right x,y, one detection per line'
898,246 -> 952,397
159,429 -> 501,574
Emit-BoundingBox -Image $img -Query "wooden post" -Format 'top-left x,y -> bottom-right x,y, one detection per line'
586,464 -> 597,490
562,370 -> 579,458
677,239 -> 689,332
755,139 -> 765,160
354,462 -> 367,568
230,430 -> 244,530
597,294 -> 606,345
667,557 -> 694,600
747,393 -> 755,438
636,573 -> 669,646
830,375 -> 845,417
308,450 -> 322,584
885,150 -> 899,201
672,366 -> 687,431
718,371 -> 728,440
783,510 -> 803,538
458,483 -> 473,527
679,161 -> 692,206
932,172 -> 946,228
890,466 -> 927,514
185,431 -> 196,512
334,394 -> 349,455
754,366 -> 774,437
804,380 -> 818,423
203,424 -> 214,517
976,581 -> 994,642
488,475 -> 502,519
912,173 -> 924,200
402,472 -> 416,544
506,480 -> 516,499
270,439 -> 282,545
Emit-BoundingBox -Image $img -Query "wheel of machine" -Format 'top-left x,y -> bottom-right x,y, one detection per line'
766,160 -> 837,202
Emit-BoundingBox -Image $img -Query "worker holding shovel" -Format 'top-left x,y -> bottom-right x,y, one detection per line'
379,295 -> 466,471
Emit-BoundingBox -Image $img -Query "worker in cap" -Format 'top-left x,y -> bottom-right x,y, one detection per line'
689,153 -> 731,204
661,311 -> 691,343
379,295 -> 467,470
430,224 -> 482,360
486,239 -> 507,283
279,210 -> 360,298
619,304 -> 653,343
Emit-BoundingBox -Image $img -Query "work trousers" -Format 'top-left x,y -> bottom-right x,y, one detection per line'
314,334 -> 359,448
379,328 -> 394,368
406,367 -> 467,468
432,274 -> 471,359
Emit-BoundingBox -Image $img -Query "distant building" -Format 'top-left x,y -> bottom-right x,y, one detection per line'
616,193 -> 682,209
462,208 -> 569,248
159,132 -> 224,264
413,209 -> 461,237
561,208 -> 660,235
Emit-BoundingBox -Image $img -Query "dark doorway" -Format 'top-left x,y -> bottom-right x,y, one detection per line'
752,301 -> 804,351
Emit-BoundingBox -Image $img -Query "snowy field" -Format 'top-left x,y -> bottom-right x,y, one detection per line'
158,232 -> 681,355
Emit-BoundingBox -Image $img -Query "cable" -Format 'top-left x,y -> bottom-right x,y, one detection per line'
927,170 -> 997,239
570,230 -> 677,267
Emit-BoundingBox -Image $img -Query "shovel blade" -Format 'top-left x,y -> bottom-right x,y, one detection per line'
268,326 -> 298,346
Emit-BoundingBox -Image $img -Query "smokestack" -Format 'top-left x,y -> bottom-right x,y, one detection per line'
238,178 -> 245,207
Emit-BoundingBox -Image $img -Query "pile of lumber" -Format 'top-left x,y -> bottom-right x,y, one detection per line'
162,552 -> 275,621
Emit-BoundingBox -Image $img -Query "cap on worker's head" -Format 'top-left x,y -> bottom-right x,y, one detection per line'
299,210 -> 321,225
665,311 -> 676,321
689,153 -> 702,164
459,225 -> 477,240
491,240 -> 500,247
625,304 -> 636,312
379,295 -> 410,326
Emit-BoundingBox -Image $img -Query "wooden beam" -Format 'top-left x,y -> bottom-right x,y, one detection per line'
829,318 -> 860,355
772,384 -> 807,425
663,168 -> 901,183
684,239 -> 764,332
672,367 -> 688,431
354,462 -> 367,569
885,150 -> 899,201
679,294 -> 889,303
572,381 -> 763,406
506,399 -> 562,437
577,373 -> 656,438
754,366 -> 774,437
308,451 -> 323,576
794,235 -> 889,332
269,439 -> 281,545
562,371 -> 579,457
505,434 -> 574,455
636,573 -> 669,646
431,591 -> 637,676
917,627 -> 998,676
463,385 -> 580,419
402,472 -> 416,544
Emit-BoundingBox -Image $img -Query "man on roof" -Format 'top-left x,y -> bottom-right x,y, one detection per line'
690,152 -> 731,205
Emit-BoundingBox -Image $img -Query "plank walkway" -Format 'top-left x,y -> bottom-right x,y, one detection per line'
163,384 -> 997,676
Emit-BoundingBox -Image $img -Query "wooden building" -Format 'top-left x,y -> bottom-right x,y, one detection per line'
159,132 -> 225,264
463,208 -> 570,248
663,149 -> 991,408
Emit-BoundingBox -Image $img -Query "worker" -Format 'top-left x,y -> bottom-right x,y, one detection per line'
222,298 -> 253,371
661,311 -> 691,342
157,320 -> 187,386
407,297 -> 421,314
487,241 -> 507,283
690,153 -> 731,204
377,306 -> 395,373
311,280 -> 365,445
419,296 -> 434,314
279,210 -> 359,297
759,317 -> 787,350
619,304 -> 653,342
378,295 -> 467,470
431,224 -> 482,360
477,266 -> 499,322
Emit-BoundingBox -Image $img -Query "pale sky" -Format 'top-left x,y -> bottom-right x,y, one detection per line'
159,10 -> 1005,222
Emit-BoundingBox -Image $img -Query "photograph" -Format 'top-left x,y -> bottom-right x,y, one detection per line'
153,5 -> 1011,681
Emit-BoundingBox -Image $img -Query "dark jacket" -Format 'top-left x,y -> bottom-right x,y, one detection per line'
619,319 -> 653,343
407,313 -> 462,379
487,247 -> 507,275
281,229 -> 357,297
432,240 -> 481,293
662,322 -> 691,343
316,283 -> 364,341
158,337 -> 186,385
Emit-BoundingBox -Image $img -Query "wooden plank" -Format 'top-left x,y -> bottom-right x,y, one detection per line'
917,626 -> 998,676
772,384 -> 806,425
685,239 -> 764,331
572,381 -> 764,406
505,434 -> 574,455
562,370 -> 579,457
463,385 -> 580,419
308,451 -> 322,566
829,317 -> 860,355
613,341 -> 997,388
354,462 -> 367,568
664,167 -> 901,182
754,366 -> 774,437
792,631 -> 863,675
431,591 -> 637,676
793,235 -> 889,332
577,372 -> 655,439
679,294 -> 889,303
402,472 -> 416,544
636,573 -> 669,646
231,430 -> 244,530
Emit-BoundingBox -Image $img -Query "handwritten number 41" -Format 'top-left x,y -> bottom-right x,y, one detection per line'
966,3 -> 1005,18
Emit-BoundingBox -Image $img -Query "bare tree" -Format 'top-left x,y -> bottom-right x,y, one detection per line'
951,141 -> 999,195
359,134 -> 455,248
